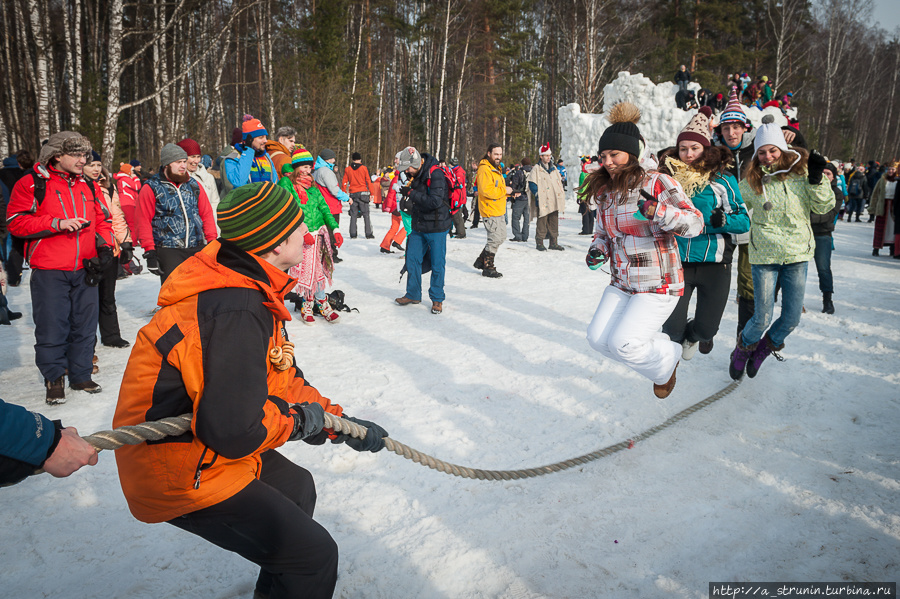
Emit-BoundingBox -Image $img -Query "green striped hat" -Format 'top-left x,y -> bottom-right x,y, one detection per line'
217,182 -> 303,255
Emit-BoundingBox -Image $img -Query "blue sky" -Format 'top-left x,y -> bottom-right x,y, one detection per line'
872,0 -> 900,35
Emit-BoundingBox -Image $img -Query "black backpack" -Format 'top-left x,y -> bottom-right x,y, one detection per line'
312,289 -> 359,314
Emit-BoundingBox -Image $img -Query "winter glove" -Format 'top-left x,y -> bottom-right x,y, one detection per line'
334,232 -> 344,248
289,402 -> 325,442
585,247 -> 607,270
81,257 -> 104,287
709,207 -> 727,229
333,416 -> 389,453
399,185 -> 412,198
119,242 -> 134,264
303,233 -> 315,246
635,197 -> 658,220
145,250 -> 161,277
808,150 -> 828,185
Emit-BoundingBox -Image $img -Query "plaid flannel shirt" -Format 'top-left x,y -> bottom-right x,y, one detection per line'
591,173 -> 703,296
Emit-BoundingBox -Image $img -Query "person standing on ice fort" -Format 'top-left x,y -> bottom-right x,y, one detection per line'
114,181 -> 389,599
582,102 -> 703,399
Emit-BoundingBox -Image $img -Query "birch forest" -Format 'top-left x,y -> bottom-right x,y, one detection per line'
0,0 -> 897,170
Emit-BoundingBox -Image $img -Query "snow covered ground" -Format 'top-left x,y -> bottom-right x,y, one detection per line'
1,208 -> 898,599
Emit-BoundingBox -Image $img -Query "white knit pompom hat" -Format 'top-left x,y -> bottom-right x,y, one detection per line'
753,115 -> 789,155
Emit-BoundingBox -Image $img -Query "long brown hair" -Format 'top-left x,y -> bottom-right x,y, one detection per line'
581,154 -> 645,207
743,146 -> 809,195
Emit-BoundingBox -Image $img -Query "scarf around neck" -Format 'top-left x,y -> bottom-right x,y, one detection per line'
664,156 -> 711,198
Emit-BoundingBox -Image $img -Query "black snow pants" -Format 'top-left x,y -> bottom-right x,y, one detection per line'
663,261 -> 732,344
169,450 -> 338,599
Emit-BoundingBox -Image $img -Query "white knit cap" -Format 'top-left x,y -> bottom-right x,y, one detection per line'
753,115 -> 788,155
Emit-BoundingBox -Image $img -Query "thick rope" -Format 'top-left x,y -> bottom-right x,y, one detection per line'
48,379 -> 741,482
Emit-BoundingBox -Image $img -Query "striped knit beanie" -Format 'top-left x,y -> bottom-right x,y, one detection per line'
217,182 -> 303,255
291,147 -> 315,167
719,87 -> 748,126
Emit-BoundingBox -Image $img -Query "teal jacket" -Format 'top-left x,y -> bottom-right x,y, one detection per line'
676,172 -> 749,264
739,173 -> 835,265
277,177 -> 338,232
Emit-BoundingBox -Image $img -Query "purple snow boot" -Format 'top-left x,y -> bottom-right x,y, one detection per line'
728,335 -> 755,381
745,334 -> 785,379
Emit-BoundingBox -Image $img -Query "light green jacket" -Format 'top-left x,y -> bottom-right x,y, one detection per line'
738,174 -> 835,265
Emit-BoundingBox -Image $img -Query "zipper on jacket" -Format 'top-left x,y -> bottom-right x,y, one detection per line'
68,183 -> 82,270
193,447 -> 219,490
169,181 -> 192,248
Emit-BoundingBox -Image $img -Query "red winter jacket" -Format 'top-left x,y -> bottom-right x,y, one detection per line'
6,164 -> 115,270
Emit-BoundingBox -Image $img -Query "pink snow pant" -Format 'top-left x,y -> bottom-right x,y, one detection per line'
586,285 -> 681,385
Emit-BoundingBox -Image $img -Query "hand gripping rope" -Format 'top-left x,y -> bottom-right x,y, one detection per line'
16,380 -> 741,484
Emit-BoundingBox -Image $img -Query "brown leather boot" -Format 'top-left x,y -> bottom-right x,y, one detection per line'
653,363 -> 678,399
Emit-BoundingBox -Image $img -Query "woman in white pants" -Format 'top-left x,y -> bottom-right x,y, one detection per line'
583,102 -> 703,398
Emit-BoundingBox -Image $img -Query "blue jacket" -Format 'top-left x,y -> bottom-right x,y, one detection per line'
676,172 -> 750,264
144,175 -> 208,250
224,146 -> 279,189
0,398 -> 60,484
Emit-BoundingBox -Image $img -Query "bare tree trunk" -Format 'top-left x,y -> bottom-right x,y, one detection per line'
449,31 -> 470,163
67,0 -> 83,127
28,0 -> 53,139
101,0 -> 125,170
435,0 -> 451,159
877,43 -> 900,158
346,6 -> 364,165
1,0 -> 22,146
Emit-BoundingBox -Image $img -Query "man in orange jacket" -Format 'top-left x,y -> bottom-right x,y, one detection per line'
341,152 -> 374,239
113,182 -> 389,599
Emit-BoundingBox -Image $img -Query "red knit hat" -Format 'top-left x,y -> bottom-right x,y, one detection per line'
176,138 -> 202,157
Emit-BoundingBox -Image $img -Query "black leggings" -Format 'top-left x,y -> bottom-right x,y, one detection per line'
169,450 -> 338,599
663,262 -> 732,344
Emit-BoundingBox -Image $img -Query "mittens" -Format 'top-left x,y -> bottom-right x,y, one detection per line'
145,250 -> 161,276
808,151 -> 828,185
334,232 -> 344,248
636,198 -> 658,220
585,247 -> 607,270
119,242 -> 134,264
709,207 -> 727,229
304,233 -> 315,246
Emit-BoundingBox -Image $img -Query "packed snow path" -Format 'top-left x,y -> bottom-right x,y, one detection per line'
1,210 -> 897,598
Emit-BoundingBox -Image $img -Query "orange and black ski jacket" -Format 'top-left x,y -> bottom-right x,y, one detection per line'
113,239 -> 343,523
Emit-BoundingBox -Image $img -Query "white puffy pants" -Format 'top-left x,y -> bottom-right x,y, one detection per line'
586,285 -> 681,385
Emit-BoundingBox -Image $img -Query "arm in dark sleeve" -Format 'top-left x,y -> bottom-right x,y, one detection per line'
409,169 -> 447,212
193,298 -> 293,459
782,126 -> 807,149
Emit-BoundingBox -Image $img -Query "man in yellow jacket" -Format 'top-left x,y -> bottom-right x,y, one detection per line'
473,144 -> 512,277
